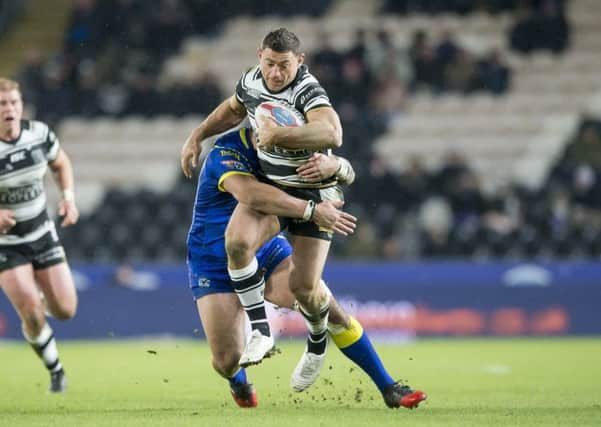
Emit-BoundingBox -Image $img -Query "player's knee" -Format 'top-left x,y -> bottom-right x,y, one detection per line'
288,273 -> 316,300
53,303 -> 77,320
224,231 -> 253,264
212,353 -> 240,378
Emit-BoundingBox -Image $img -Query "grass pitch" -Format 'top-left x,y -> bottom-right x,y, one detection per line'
0,338 -> 600,426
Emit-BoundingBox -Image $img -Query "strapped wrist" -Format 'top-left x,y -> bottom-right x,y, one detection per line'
302,199 -> 316,221
62,189 -> 75,202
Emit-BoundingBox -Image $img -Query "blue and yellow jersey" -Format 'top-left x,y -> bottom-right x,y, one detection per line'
186,127 -> 292,299
187,128 -> 256,275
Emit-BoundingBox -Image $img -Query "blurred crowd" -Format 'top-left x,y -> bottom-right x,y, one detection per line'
14,0 -> 331,127
9,0 -> 595,261
336,123 -> 601,260
0,0 -> 25,37
311,27 -> 512,143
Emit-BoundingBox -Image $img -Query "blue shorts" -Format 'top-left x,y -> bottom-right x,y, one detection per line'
188,235 -> 292,300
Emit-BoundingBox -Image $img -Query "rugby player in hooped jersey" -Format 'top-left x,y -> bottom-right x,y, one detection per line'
181,28 -> 346,377
181,28 -> 426,408
0,78 -> 79,393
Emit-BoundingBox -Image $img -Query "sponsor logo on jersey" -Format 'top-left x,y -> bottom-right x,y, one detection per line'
0,182 -> 44,204
221,160 -> 245,170
220,149 -> 241,160
9,151 -> 26,163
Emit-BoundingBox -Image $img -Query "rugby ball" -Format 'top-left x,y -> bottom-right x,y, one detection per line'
255,101 -> 305,128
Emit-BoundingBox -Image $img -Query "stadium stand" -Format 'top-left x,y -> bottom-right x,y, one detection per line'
4,0 -> 601,261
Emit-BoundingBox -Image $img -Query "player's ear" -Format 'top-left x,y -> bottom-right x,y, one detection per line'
257,48 -> 263,60
297,52 -> 305,65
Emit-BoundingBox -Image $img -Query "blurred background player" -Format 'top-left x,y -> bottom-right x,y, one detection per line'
184,125 -> 426,409
0,77 -> 79,393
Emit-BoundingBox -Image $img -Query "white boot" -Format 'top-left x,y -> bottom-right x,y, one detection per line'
239,330 -> 275,367
290,345 -> 327,392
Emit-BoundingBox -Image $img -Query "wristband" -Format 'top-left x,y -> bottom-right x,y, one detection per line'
335,157 -> 355,185
302,200 -> 316,221
62,189 -> 75,202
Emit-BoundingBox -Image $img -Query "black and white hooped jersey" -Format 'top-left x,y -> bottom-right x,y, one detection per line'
0,120 -> 60,245
235,64 -> 336,188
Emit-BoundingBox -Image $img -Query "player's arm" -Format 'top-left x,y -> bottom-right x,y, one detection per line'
48,149 -> 79,227
222,174 -> 356,236
181,95 -> 247,178
296,153 -> 356,185
256,106 -> 342,150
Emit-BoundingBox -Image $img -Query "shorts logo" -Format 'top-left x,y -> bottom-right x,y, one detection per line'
0,253 -> 6,263
198,277 -> 211,288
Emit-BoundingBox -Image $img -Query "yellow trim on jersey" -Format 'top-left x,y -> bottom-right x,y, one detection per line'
330,316 -> 364,349
239,128 -> 250,149
217,171 -> 254,192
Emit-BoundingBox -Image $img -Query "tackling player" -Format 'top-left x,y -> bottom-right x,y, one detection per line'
185,126 -> 426,409
0,78 -> 79,393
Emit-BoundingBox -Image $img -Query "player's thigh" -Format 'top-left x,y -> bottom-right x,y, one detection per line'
288,235 -> 331,289
0,264 -> 44,320
34,262 -> 77,319
225,203 -> 280,255
264,257 -> 295,309
196,293 -> 246,361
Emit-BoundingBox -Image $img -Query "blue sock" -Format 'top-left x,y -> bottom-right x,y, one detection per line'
228,368 -> 248,387
331,316 -> 394,392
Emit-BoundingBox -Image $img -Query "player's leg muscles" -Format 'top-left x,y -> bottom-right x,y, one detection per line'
225,203 -> 279,269
197,293 -> 259,407
1,264 -> 46,337
196,293 -> 246,377
265,260 -> 350,328
226,204 -> 280,345
35,262 -> 77,320
1,264 -> 66,391
287,235 -> 330,311
264,258 -> 296,308
288,235 -> 331,360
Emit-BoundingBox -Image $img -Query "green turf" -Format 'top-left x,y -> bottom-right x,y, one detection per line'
0,338 -> 600,426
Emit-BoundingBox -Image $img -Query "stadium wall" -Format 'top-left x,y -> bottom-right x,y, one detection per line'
0,261 -> 599,340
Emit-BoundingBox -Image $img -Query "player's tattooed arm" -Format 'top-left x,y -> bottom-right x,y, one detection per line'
181,96 -> 247,178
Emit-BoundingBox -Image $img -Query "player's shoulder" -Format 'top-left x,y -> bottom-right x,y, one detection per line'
21,119 -> 53,140
212,128 -> 252,156
294,65 -> 322,88
239,65 -> 262,83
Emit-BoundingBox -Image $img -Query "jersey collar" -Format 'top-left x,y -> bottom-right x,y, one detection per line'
0,119 -> 27,144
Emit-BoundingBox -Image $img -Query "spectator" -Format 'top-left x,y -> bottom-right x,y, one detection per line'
477,49 -> 511,95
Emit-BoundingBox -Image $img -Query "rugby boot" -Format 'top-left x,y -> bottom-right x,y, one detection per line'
230,382 -> 258,408
382,382 -> 427,409
290,346 -> 326,392
239,329 -> 276,368
49,369 -> 67,393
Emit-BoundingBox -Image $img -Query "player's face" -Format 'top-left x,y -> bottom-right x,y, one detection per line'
0,89 -> 23,134
258,48 -> 304,92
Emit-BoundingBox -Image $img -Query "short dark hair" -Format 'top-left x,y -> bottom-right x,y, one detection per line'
262,28 -> 301,54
